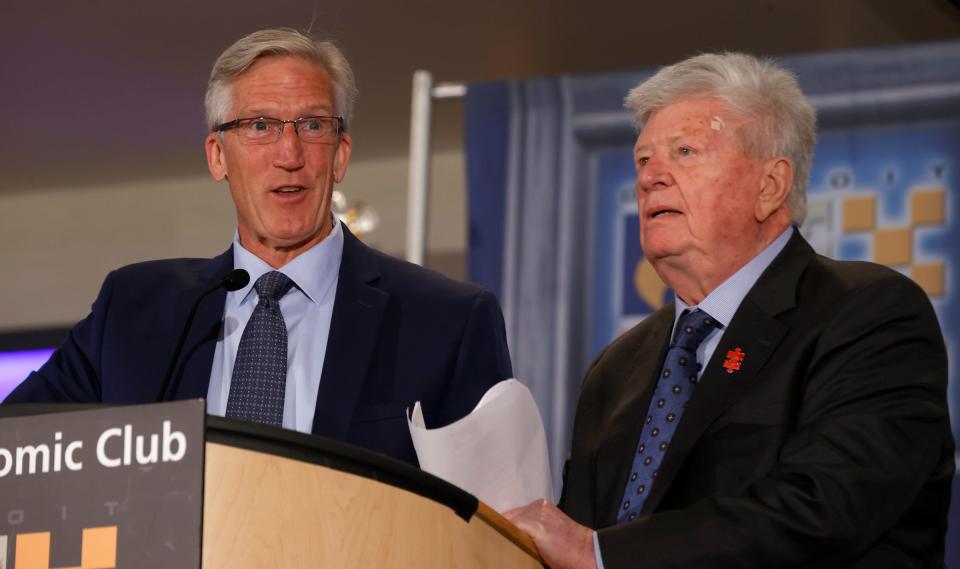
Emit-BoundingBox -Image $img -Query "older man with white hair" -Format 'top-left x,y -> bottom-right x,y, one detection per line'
507,52 -> 953,568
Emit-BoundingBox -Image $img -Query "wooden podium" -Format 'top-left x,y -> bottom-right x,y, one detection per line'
203,416 -> 542,568
0,403 -> 543,568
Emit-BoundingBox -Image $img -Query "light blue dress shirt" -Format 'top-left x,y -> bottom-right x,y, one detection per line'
673,225 -> 794,380
593,226 -> 794,568
206,219 -> 344,433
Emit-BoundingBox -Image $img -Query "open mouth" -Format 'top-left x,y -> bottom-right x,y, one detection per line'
651,209 -> 682,218
272,186 -> 305,195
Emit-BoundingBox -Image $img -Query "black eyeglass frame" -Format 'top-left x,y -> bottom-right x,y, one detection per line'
213,115 -> 345,141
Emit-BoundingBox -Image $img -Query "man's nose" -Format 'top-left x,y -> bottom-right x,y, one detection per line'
637,156 -> 673,192
272,124 -> 305,170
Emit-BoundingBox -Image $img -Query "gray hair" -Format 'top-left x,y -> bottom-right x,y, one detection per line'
205,28 -> 358,131
625,52 -> 816,225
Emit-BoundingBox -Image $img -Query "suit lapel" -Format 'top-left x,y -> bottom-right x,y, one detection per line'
311,226 -> 388,439
595,307 -> 674,527
168,249 -> 233,400
640,298 -> 788,513
639,232 -> 812,514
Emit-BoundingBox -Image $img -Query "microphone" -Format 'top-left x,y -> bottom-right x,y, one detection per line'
221,269 -> 250,292
155,269 -> 250,402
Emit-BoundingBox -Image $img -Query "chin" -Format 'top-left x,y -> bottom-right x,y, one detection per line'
277,225 -> 329,246
641,234 -> 679,258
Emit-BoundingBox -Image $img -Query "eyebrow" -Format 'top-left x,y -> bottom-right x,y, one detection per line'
635,133 -> 701,155
235,106 -> 334,118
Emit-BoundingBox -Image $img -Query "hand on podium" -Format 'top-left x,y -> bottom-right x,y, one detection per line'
505,499 -> 597,569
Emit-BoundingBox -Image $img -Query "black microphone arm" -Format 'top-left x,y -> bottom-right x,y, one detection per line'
154,269 -> 250,402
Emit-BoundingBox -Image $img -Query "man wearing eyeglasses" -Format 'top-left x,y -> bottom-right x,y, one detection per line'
4,29 -> 514,466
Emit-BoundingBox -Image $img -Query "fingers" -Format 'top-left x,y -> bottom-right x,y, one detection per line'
504,499 -> 549,524
501,500 -> 598,569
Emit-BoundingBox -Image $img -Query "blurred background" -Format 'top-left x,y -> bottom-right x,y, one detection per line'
2,0 -> 959,331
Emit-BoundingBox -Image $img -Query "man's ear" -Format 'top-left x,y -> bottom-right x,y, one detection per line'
205,133 -> 228,181
333,132 -> 353,183
755,157 -> 793,222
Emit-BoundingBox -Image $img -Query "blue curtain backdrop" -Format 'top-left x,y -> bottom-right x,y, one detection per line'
466,41 -> 960,561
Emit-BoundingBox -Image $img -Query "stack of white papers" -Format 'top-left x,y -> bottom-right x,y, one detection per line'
407,379 -> 553,512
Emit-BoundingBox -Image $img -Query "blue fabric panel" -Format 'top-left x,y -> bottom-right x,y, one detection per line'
465,81 -> 511,301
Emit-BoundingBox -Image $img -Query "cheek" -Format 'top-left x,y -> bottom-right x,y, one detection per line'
231,156 -> 271,189
675,171 -> 718,213
686,166 -> 756,213
634,181 -> 646,211
708,184 -> 760,238
634,186 -> 651,239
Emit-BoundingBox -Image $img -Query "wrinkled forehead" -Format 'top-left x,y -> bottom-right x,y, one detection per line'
228,55 -> 334,109
652,95 -> 745,125
635,95 -> 757,152
636,97 -> 731,137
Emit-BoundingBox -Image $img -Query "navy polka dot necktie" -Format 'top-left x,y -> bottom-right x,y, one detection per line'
617,308 -> 721,523
225,271 -> 295,427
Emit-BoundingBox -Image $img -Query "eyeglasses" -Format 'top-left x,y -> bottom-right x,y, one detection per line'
214,115 -> 344,144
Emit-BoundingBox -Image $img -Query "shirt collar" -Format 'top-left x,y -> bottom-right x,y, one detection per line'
675,226 -> 794,327
230,216 -> 344,306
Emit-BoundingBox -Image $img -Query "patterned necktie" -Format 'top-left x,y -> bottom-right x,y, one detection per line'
617,309 -> 721,523
225,271 -> 295,427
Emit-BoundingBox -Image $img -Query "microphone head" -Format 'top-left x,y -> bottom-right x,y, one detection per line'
221,269 -> 250,292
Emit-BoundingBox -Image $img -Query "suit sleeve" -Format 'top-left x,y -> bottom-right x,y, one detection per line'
3,272 -> 116,403
596,275 -> 952,568
559,344 -> 611,513
434,289 -> 514,426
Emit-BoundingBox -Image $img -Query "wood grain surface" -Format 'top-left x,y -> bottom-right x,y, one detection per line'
202,442 -> 544,568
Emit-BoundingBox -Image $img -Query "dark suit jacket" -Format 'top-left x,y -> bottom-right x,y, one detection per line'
561,232 -> 953,568
4,224 -> 514,466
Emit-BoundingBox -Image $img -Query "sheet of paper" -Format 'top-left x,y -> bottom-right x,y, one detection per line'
407,379 -> 553,513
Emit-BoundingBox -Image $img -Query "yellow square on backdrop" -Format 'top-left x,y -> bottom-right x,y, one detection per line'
911,262 -> 945,297
910,188 -> 946,226
842,195 -> 876,232
874,228 -> 912,266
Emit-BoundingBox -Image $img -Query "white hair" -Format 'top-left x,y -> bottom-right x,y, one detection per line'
625,52 -> 816,225
205,28 -> 358,131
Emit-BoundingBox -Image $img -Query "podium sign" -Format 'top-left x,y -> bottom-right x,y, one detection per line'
0,400 -> 204,569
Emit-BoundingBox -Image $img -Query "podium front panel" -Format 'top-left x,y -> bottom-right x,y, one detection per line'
202,442 -> 541,568
0,401 -> 205,569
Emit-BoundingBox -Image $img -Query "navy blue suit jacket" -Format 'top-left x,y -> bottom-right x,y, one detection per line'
5,225 -> 514,466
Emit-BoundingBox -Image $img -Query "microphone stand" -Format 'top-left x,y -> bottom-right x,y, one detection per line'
155,269 -> 249,402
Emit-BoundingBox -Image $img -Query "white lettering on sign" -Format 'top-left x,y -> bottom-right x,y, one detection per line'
163,421 -> 186,462
0,420 -> 188,477
65,439 -> 83,471
0,449 -> 10,477
15,445 -> 49,475
96,427 -> 123,468
0,433 -> 85,478
96,422 -> 187,467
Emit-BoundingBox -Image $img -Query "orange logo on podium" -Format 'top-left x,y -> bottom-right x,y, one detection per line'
13,526 -> 116,569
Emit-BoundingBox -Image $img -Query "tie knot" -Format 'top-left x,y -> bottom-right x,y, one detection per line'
671,309 -> 720,351
254,271 -> 294,301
